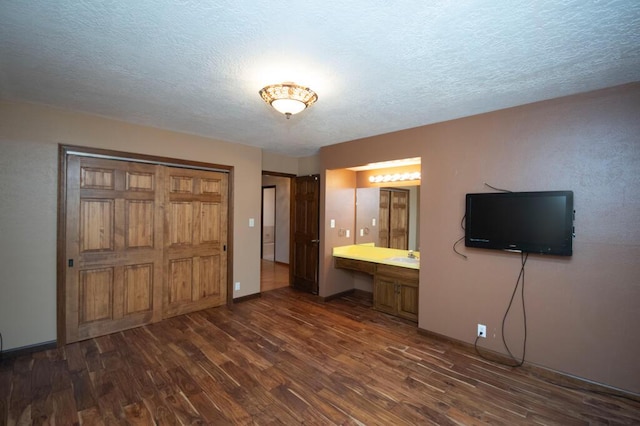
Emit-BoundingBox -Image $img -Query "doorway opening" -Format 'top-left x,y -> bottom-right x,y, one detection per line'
261,186 -> 276,261
261,172 -> 294,292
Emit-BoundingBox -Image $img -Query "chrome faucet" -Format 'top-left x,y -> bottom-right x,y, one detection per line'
408,250 -> 416,259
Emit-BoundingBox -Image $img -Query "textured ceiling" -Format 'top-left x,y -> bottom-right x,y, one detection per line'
1,1 -> 639,157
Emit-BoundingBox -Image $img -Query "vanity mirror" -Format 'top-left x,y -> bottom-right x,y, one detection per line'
355,185 -> 420,250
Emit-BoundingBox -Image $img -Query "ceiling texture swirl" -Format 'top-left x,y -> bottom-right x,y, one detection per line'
1,1 -> 639,156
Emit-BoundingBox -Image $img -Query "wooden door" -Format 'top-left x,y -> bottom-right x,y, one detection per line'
64,156 -> 164,343
292,175 -> 320,294
163,167 -> 228,318
389,190 -> 409,250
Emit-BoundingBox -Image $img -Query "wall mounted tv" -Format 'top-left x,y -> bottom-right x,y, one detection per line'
465,190 -> 574,256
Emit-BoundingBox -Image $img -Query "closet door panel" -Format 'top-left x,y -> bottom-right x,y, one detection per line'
163,167 -> 228,318
64,156 -> 164,343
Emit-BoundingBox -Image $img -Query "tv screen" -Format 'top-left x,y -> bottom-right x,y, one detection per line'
465,191 -> 574,256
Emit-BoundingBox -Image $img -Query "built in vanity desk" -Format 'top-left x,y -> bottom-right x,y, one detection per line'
333,245 -> 419,322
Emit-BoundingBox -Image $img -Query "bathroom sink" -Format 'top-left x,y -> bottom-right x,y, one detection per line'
385,257 -> 419,264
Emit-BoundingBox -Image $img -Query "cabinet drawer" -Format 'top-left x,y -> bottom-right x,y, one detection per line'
334,257 -> 376,275
376,264 -> 418,284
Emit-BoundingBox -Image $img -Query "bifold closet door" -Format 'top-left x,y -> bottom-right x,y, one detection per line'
163,167 -> 228,318
64,156 -> 164,343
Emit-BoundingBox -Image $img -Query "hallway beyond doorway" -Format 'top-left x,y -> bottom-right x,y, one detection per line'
261,260 -> 289,292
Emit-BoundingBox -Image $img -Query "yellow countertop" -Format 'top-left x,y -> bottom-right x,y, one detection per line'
332,244 -> 420,269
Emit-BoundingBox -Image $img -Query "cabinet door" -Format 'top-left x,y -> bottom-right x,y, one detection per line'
373,276 -> 397,315
397,282 -> 419,322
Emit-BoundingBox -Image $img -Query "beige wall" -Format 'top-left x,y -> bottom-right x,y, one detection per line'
0,138 -> 58,349
319,83 -> 640,394
298,155 -> 321,176
262,150 -> 321,177
262,151 -> 299,175
321,169 -> 358,296
0,100 -> 263,350
355,187 -> 379,246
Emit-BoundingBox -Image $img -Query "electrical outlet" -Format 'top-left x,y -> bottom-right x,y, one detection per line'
477,324 -> 487,338
234,282 -> 240,291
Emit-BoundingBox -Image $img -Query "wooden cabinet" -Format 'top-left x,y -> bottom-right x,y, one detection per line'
373,264 -> 418,322
334,257 -> 376,275
334,256 -> 418,322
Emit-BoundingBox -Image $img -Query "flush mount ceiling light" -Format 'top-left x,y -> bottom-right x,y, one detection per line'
259,82 -> 318,119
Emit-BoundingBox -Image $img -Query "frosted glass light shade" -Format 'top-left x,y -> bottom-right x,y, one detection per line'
271,98 -> 306,115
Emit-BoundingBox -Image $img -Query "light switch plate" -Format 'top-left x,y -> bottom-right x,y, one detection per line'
249,218 -> 255,227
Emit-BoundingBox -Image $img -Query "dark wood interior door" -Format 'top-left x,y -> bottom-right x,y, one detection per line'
292,175 -> 320,294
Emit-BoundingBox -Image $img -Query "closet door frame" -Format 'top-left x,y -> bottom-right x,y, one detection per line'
57,144 -> 234,345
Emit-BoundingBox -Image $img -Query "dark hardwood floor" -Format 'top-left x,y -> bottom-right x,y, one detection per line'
1,288 -> 639,425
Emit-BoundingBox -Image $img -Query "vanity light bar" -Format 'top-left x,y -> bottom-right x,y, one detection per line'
369,172 -> 421,183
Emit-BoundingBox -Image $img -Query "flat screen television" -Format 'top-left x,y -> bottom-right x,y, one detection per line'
465,190 -> 574,256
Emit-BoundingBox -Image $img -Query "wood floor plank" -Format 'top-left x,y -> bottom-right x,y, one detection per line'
2,287 -> 639,425
162,391 -> 204,424
121,401 -> 154,426
195,375 -> 253,424
78,405 -> 105,426
29,382 -> 54,425
50,387 -> 79,425
140,391 -> 180,425
183,391 -> 232,425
